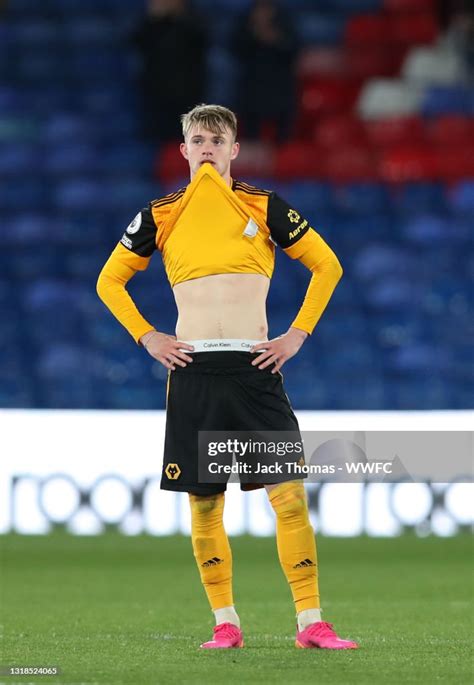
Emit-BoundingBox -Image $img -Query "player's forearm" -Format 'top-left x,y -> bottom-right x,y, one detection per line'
97,272 -> 155,344
96,245 -> 155,344
284,229 -> 343,335
291,255 -> 342,335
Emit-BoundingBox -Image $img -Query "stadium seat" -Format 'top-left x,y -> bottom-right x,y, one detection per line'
422,86 -> 474,116
448,180 -> 474,215
0,143 -> 41,175
53,179 -> 104,212
425,115 -> 473,146
230,142 -> 275,178
384,0 -> 435,10
353,244 -> 416,281
313,114 -> 366,147
333,182 -> 388,213
297,48 -> 346,80
402,45 -> 466,85
357,79 -> 423,118
345,46 -> 405,78
155,142 -> 189,182
277,181 -> 335,214
401,214 -> 470,246
389,12 -> 438,45
364,116 -> 424,148
42,113 -> 98,143
45,144 -> 102,176
0,179 -> 48,210
4,213 -> 58,245
295,12 -> 346,46
324,145 -> 376,182
345,14 -> 390,46
391,182 -> 446,213
378,145 -> 439,182
435,146 -> 474,181
301,78 -> 361,117
273,143 -> 324,179
366,278 -> 418,309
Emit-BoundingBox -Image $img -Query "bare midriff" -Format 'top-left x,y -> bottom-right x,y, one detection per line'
173,273 -> 270,341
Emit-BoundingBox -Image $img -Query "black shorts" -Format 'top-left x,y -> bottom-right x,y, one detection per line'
160,351 -> 303,495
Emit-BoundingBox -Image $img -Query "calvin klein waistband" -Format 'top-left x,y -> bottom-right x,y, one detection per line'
182,339 -> 267,353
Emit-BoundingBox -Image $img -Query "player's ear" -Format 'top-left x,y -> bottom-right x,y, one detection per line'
180,142 -> 188,160
230,141 -> 240,161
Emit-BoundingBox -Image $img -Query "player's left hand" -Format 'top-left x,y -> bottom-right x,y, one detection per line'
250,327 -> 308,373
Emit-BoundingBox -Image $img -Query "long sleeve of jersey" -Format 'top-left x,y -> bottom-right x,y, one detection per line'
96,208 -> 157,343
266,193 -> 343,335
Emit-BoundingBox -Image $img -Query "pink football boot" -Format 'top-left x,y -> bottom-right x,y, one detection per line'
296,621 -> 358,649
200,622 -> 244,649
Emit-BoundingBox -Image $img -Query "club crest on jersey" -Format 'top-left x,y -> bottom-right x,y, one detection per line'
288,209 -> 300,223
126,213 -> 142,234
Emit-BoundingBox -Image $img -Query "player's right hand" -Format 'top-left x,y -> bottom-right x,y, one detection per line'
140,331 -> 194,370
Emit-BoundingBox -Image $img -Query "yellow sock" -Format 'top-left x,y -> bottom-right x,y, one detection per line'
189,492 -> 233,610
269,481 -> 320,612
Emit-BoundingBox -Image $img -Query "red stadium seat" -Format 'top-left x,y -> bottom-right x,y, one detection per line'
425,116 -> 474,146
435,146 -> 474,181
297,48 -> 346,80
155,142 -> 188,182
346,15 -> 391,46
314,115 -> 366,148
273,142 -> 324,179
325,145 -> 377,182
384,0 -> 435,11
346,48 -> 395,79
300,78 -> 361,118
365,116 -> 425,148
389,12 -> 438,45
378,145 -> 439,181
230,141 -> 275,178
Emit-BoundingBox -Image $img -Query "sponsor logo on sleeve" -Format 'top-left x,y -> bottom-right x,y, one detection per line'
120,235 -> 133,249
287,209 -> 300,224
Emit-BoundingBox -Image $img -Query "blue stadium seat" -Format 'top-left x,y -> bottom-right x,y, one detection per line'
422,86 -> 474,116
63,17 -> 120,45
276,181 -> 335,215
353,244 -> 417,281
448,180 -> 474,214
366,278 -> 420,310
0,179 -> 48,210
101,144 -> 155,175
391,182 -> 447,214
333,182 -> 389,214
388,379 -> 452,409
4,213 -> 58,245
401,214 -> 470,246
42,113 -> 99,143
45,144 -> 102,176
295,12 -> 346,45
14,20 -> 58,45
0,87 -> 25,112
16,50 -> 66,82
0,143 -> 41,175
53,179 -> 103,212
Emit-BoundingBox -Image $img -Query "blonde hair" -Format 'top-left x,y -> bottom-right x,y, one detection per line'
181,103 -> 238,141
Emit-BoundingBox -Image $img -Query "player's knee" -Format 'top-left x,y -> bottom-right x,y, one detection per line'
269,482 -> 308,520
189,492 -> 224,516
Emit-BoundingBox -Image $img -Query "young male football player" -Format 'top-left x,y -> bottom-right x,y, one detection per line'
97,104 -> 358,650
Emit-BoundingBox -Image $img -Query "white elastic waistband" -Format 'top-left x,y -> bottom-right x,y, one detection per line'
183,339 -> 266,353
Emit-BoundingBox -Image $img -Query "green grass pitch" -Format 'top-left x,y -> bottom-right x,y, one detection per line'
1,533 -> 472,685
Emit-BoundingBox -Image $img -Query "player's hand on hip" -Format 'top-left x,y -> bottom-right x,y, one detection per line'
250,327 -> 308,373
139,331 -> 194,370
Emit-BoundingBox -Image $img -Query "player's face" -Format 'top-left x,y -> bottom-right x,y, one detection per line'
180,126 -> 240,183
